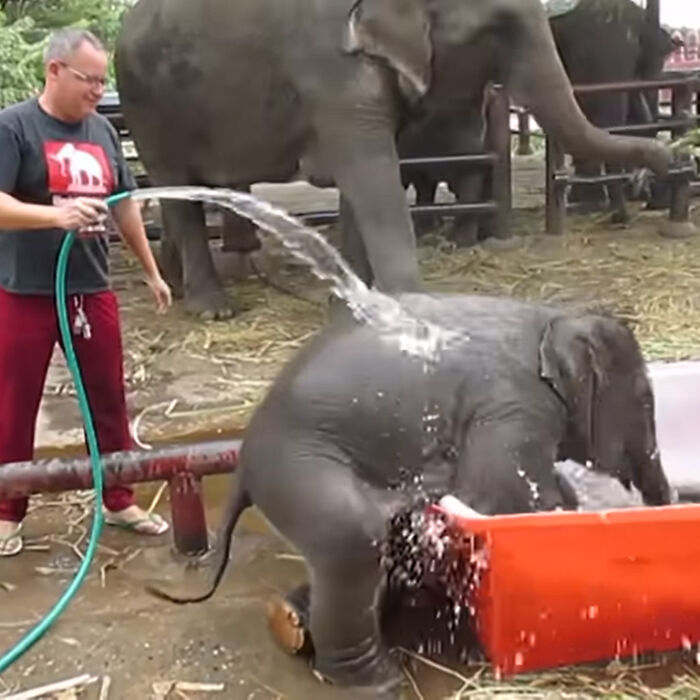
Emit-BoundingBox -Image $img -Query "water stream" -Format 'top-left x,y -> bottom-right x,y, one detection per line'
129,185 -> 474,624
128,186 -> 466,362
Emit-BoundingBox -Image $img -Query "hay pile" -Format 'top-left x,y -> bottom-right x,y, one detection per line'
418,208 -> 700,362
402,651 -> 700,699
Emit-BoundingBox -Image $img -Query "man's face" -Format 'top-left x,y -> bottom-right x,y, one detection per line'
47,41 -> 108,121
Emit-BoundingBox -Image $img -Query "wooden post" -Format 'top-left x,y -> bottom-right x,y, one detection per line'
643,0 -> 662,119
545,136 -> 566,236
487,84 -> 512,240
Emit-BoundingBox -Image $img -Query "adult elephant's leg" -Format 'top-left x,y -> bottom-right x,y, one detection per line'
448,170 -> 482,247
158,226 -> 183,299
606,162 -> 630,225
320,125 -> 421,294
412,173 -> 439,238
220,186 -> 262,254
603,94 -> 630,225
568,159 -> 606,211
160,200 -> 234,320
646,180 -> 672,211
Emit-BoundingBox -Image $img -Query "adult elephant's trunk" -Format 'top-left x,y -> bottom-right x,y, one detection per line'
507,2 -> 672,176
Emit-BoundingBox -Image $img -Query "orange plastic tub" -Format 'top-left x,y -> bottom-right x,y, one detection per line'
438,504 -> 700,677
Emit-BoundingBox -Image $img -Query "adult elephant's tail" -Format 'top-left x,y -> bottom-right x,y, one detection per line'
146,482 -> 251,604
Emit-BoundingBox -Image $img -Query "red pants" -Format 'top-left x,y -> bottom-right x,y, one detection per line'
0,288 -> 134,522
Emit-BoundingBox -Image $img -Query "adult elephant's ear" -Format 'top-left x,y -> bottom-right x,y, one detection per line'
344,0 -> 432,103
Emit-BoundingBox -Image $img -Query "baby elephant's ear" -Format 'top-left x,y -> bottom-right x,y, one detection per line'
344,0 -> 432,102
538,316 -> 602,458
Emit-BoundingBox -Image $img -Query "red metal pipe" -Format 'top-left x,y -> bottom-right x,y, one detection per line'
0,440 -> 241,555
0,439 -> 240,499
169,471 -> 211,555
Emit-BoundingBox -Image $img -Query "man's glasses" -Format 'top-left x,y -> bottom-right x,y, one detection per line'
59,62 -> 107,88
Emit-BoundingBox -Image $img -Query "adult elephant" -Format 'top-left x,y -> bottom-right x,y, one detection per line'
115,0 -> 672,319
398,95 -> 492,247
149,294 -> 671,694
549,0 -> 683,222
399,0 -> 681,246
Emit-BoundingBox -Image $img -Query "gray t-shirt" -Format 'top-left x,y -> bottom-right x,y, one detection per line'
0,97 -> 136,295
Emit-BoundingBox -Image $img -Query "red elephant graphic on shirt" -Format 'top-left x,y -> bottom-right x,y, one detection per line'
45,141 -> 113,196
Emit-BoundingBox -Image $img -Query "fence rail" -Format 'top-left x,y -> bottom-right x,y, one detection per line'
99,87 -> 513,239
545,75 -> 700,236
100,76 -> 699,243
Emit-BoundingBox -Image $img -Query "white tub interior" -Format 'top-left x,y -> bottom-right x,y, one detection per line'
554,361 -> 700,510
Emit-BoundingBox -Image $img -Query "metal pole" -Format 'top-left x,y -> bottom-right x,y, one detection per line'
0,440 -> 240,498
643,0 -> 662,118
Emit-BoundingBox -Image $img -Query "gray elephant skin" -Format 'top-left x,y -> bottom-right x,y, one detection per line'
401,0 -> 681,244
149,294 -> 671,693
550,0 -> 682,219
398,100 -> 491,246
114,0 -> 672,318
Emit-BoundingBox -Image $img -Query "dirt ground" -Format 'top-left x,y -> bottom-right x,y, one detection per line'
3,155 -> 700,699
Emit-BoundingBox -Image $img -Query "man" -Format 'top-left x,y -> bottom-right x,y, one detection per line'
0,28 -> 173,556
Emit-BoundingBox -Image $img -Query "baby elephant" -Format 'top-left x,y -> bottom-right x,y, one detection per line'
150,294 -> 671,695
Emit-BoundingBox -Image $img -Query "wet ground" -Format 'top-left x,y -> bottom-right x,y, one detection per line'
3,155 -> 700,698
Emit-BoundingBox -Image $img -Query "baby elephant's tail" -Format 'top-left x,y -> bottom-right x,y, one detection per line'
146,482 -> 251,604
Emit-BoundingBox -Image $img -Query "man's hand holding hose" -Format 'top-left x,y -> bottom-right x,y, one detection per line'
52,196 -> 109,233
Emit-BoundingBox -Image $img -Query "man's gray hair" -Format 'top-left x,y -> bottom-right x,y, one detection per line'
43,28 -> 105,64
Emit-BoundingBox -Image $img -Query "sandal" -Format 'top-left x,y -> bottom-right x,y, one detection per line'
0,522 -> 23,557
104,509 -> 170,536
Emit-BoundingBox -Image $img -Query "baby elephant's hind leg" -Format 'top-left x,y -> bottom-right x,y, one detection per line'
254,448 -> 404,693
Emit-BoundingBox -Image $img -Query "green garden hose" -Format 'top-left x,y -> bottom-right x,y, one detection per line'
0,189 -> 133,675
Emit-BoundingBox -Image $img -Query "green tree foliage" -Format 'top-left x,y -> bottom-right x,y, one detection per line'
0,0 -> 130,107
0,11 -> 47,107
